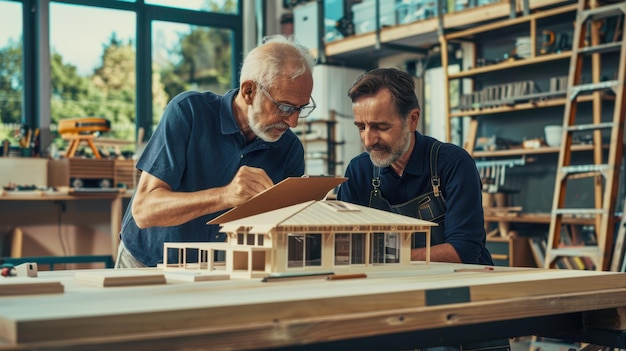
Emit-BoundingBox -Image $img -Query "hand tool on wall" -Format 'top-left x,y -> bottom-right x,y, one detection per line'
541,30 -> 555,54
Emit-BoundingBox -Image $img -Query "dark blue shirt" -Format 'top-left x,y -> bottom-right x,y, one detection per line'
120,89 -> 305,266
337,131 -> 492,265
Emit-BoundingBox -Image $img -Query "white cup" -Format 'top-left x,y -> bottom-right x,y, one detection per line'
544,125 -> 563,147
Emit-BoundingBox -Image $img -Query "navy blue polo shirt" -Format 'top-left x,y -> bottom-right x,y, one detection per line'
120,89 -> 305,266
337,131 -> 492,265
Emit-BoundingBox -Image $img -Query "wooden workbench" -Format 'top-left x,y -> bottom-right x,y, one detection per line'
1,263 -> 625,350
0,191 -> 129,266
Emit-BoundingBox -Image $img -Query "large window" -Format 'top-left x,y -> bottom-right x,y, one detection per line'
0,0 -> 23,145
1,0 -> 241,158
50,3 -> 136,147
147,0 -> 238,14
152,20 -> 233,124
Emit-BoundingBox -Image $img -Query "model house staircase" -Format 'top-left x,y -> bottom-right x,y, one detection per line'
544,0 -> 626,271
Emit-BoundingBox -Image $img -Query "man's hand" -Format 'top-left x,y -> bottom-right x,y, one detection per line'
225,166 -> 274,208
132,166 -> 274,228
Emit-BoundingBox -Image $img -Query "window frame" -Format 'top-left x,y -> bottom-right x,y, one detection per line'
14,0 -> 243,151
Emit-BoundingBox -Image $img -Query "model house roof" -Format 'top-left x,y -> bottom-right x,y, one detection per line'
219,200 -> 437,233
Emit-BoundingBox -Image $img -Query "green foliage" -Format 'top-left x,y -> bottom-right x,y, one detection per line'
0,39 -> 23,126
2,1 -> 235,154
158,26 -> 232,99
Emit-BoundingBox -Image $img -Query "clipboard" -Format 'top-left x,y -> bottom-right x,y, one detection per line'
207,176 -> 347,224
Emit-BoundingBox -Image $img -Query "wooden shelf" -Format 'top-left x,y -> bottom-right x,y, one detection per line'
449,94 -> 606,117
484,212 -> 597,225
323,0 -> 572,67
446,3 -> 577,40
473,143 -> 599,157
448,51 -> 571,79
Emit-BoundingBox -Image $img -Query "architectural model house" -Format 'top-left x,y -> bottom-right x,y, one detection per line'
163,199 -> 436,279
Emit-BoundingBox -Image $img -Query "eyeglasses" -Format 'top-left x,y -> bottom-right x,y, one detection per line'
255,81 -> 316,118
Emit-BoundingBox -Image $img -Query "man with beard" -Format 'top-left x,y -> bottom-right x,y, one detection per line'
337,67 -> 508,351
115,35 -> 316,268
337,68 -> 493,266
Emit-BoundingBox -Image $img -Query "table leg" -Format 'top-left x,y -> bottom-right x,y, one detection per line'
110,196 -> 122,264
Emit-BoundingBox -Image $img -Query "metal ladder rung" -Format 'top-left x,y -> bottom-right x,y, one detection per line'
554,208 -> 607,215
565,171 -> 602,180
577,41 -> 624,56
547,247 -> 601,257
561,164 -> 611,174
570,80 -> 621,98
581,2 -> 626,21
564,122 -> 615,132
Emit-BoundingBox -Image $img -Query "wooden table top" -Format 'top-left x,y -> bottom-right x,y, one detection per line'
1,263 -> 625,350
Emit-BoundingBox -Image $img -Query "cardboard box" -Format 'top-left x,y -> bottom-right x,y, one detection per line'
0,158 -> 49,188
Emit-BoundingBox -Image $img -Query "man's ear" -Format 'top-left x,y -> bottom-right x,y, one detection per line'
241,80 -> 256,104
409,108 -> 420,131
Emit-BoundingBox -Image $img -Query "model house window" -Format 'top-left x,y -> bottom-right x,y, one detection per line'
334,233 -> 350,265
334,233 -> 366,265
351,233 -> 366,264
246,233 -> 255,245
371,232 -> 400,264
287,233 -> 322,268
237,232 -> 262,246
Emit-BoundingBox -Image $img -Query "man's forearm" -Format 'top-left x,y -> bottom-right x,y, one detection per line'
411,243 -> 462,263
132,187 -> 230,228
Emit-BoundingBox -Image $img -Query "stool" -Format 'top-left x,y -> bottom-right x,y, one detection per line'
63,134 -> 102,159
58,117 -> 111,159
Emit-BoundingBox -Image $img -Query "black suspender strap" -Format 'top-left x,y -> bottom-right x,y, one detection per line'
372,140 -> 444,196
430,141 -> 443,197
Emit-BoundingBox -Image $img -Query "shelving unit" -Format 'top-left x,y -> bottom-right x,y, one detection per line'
434,0 -> 625,272
441,3 -> 578,145
297,111 -> 343,176
323,0 -> 573,68
439,3 -> 587,232
319,0 -> 624,270
486,235 -> 535,267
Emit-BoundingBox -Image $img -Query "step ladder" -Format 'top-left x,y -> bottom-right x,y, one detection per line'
611,194 -> 626,271
544,0 -> 626,271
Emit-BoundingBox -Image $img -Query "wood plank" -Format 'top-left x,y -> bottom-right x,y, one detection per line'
1,265 -> 625,345
0,278 -> 64,296
73,270 -> 166,287
164,271 -> 230,282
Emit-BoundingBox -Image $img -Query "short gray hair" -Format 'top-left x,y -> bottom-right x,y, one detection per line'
239,35 -> 316,89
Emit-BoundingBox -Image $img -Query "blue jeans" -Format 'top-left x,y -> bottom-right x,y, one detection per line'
114,240 -> 146,268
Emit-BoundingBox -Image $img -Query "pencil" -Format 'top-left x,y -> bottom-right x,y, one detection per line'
261,271 -> 334,282
326,273 -> 367,281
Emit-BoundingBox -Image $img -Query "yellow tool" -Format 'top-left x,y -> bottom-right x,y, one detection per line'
58,117 -> 111,159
